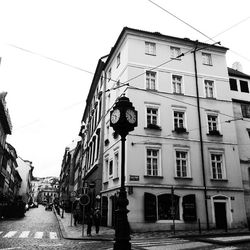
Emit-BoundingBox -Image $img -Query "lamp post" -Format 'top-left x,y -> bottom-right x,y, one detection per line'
110,95 -> 138,250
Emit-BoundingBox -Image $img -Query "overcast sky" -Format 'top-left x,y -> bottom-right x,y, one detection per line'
0,0 -> 250,178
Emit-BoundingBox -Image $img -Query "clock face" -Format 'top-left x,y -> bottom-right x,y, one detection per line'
126,109 -> 136,124
111,109 -> 120,124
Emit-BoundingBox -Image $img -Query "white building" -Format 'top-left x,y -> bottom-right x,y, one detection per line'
16,157 -> 33,204
96,27 -> 247,232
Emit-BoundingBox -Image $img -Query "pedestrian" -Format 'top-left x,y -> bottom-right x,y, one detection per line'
73,201 -> 80,226
93,209 -> 101,234
86,212 -> 93,236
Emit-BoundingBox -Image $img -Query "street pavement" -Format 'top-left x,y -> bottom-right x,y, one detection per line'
54,207 -> 250,249
1,205 -> 250,249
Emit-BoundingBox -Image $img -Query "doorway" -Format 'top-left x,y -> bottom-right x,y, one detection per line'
214,202 -> 227,229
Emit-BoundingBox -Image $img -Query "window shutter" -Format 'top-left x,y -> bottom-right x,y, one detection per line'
144,192 -> 157,222
182,194 -> 197,222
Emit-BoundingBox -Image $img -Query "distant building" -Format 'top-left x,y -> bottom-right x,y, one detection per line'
33,176 -> 59,204
16,157 -> 34,204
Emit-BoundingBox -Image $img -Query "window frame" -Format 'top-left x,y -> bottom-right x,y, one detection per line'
202,52 -> 212,66
145,145 -> 162,177
204,79 -> 216,98
209,150 -> 226,180
229,78 -> 238,91
174,147 -> 191,178
114,150 -> 119,179
145,70 -> 157,90
145,103 -> 160,128
240,80 -> 249,93
172,74 -> 184,94
170,46 -> 182,60
172,106 -> 187,132
145,41 -> 156,56
206,111 -> 221,135
241,103 -> 250,118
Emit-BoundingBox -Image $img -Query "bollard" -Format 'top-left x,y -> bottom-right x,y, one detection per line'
198,218 -> 201,234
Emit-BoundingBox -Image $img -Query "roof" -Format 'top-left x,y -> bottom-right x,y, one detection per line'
104,27 -> 229,69
228,67 -> 250,80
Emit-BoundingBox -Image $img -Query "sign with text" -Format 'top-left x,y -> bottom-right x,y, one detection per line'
129,175 -> 139,181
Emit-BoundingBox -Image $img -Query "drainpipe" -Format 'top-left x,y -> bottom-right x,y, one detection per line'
192,42 -> 209,230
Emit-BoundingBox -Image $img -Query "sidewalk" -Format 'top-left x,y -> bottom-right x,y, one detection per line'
53,208 -> 250,244
53,208 -> 114,241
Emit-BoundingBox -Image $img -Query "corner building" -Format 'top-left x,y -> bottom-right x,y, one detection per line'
85,27 -> 247,232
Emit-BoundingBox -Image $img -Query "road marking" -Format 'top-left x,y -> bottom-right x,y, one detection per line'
34,232 -> 44,239
49,232 -> 58,239
3,231 -> 17,238
19,231 -> 30,238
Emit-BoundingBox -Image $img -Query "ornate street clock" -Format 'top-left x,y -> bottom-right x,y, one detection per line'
110,95 -> 138,136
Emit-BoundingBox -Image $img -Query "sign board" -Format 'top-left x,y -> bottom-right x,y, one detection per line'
129,175 -> 139,181
79,194 -> 90,206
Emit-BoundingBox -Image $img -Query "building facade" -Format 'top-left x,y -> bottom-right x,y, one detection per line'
82,27 -> 247,232
228,67 -> 250,225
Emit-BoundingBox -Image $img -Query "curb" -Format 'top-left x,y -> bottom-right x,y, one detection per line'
53,207 -> 113,241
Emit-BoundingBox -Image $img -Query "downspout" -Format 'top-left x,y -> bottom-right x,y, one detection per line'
192,43 -> 209,230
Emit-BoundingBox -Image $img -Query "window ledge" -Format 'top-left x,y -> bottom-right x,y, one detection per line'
144,175 -> 163,179
146,88 -> 158,92
207,132 -> 223,137
174,177 -> 192,180
103,181 -> 108,185
210,178 -> 228,182
203,63 -> 213,66
205,97 -> 216,100
173,92 -> 184,96
145,53 -> 156,56
145,124 -> 162,130
172,128 -> 189,134
113,177 -> 119,181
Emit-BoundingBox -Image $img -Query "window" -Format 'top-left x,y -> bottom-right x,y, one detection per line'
104,158 -> 109,182
240,80 -> 249,93
204,80 -> 215,98
172,75 -> 183,94
175,150 -> 189,177
109,159 -> 113,177
207,114 -> 220,134
241,103 -> 250,118
108,68 -> 111,81
116,53 -> 120,68
147,107 -> 159,127
170,46 -> 181,59
146,71 -> 156,90
174,110 -> 185,130
145,42 -> 156,55
146,148 -> 160,176
210,153 -> 225,180
229,78 -> 238,91
158,194 -> 180,220
202,53 -> 212,65
114,152 -> 119,178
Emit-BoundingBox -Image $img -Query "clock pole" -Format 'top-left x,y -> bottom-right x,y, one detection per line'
110,95 -> 137,250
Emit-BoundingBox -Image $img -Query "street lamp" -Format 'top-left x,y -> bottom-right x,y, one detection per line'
110,95 -> 138,250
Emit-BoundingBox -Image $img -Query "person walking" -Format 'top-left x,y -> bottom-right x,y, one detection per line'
86,212 -> 93,236
73,201 -> 80,226
94,209 -> 101,234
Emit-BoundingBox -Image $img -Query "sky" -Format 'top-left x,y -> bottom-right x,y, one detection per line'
0,0 -> 250,178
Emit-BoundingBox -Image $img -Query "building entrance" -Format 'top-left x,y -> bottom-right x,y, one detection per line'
214,202 -> 227,229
